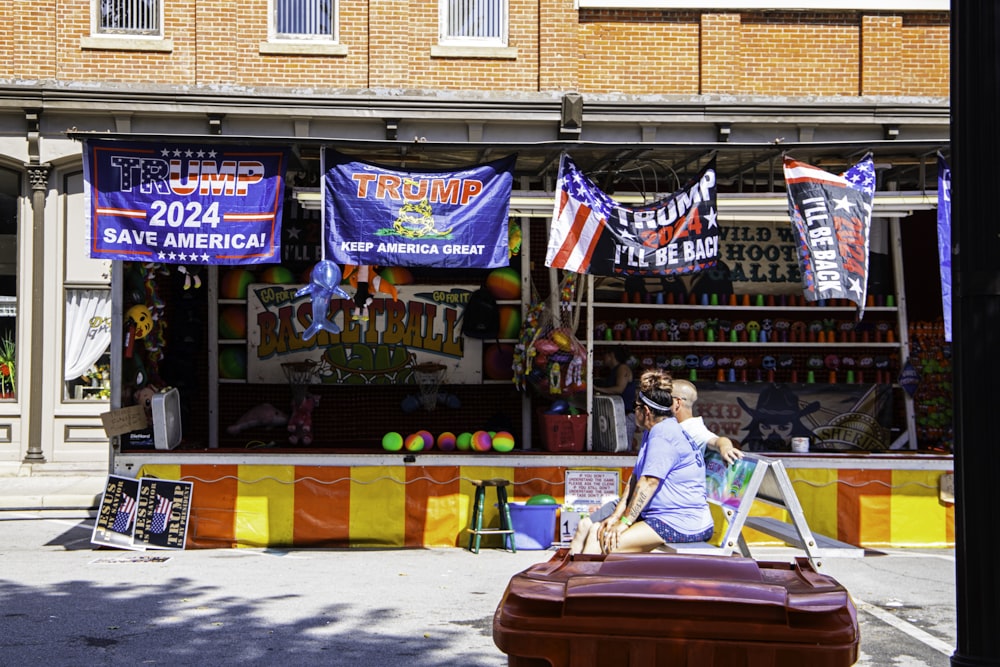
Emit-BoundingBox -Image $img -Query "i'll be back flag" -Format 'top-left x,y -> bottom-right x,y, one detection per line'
545,153 -> 719,277
783,155 -> 876,318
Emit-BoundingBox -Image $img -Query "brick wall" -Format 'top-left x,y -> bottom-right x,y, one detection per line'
7,2 -> 949,99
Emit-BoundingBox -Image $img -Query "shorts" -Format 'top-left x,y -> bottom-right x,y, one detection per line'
644,516 -> 714,543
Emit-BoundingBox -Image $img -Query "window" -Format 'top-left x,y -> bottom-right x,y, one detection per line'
274,0 -> 338,41
439,0 -> 508,47
62,172 -> 111,403
97,0 -> 162,36
0,167 -> 16,401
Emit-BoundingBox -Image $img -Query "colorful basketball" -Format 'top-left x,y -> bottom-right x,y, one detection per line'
404,433 -> 425,451
382,432 -> 404,452
437,432 -> 457,451
218,347 -> 247,380
416,430 -> 435,451
498,306 -> 522,339
456,432 -> 473,451
471,430 -> 493,452
486,267 -> 521,299
220,269 -> 255,299
483,344 -> 515,381
260,266 -> 295,284
378,267 -> 414,285
492,431 -> 515,452
218,305 -> 247,340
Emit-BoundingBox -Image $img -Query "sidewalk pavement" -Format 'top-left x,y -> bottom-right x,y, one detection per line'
0,462 -> 106,514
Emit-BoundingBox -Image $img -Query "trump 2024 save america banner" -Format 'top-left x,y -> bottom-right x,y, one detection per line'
323,150 -> 513,269
83,139 -> 287,265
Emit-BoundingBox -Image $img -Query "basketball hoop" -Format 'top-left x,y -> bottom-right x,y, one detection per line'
412,362 -> 447,411
281,361 -> 320,405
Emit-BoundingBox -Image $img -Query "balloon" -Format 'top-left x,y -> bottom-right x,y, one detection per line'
295,261 -> 350,339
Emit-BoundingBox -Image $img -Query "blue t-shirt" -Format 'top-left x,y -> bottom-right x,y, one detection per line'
633,417 -> 713,535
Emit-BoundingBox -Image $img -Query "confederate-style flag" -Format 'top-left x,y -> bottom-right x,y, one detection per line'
783,154 -> 876,318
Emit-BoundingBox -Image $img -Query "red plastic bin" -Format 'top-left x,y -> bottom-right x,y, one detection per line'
537,411 -> 587,452
493,548 -> 859,667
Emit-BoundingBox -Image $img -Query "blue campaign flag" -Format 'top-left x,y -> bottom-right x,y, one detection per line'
937,155 -> 952,343
323,150 -> 514,268
83,139 -> 287,265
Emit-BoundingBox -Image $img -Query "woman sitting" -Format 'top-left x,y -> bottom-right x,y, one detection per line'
570,369 -> 713,554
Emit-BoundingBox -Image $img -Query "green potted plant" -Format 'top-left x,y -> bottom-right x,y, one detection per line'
0,334 -> 14,399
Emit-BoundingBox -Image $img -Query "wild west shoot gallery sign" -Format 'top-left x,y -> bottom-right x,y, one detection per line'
83,138 -> 287,265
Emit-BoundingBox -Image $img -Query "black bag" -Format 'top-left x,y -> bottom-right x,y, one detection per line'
461,287 -> 500,339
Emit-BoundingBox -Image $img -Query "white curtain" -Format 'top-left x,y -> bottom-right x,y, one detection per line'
64,289 -> 112,381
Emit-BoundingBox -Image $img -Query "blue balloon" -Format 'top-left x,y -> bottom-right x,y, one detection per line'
547,399 -> 569,414
295,261 -> 351,339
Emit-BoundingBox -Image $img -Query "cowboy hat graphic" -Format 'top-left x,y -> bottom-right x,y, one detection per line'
738,384 -> 819,452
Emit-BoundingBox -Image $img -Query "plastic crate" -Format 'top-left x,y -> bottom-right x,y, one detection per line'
538,412 -> 587,452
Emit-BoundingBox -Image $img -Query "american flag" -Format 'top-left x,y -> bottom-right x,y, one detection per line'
545,153 -> 616,274
783,154 -> 876,317
112,495 -> 136,533
151,495 -> 173,534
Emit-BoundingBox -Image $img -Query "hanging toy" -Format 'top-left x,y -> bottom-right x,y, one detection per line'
124,304 -> 153,359
177,265 -> 203,290
295,260 -> 351,339
344,265 -> 400,322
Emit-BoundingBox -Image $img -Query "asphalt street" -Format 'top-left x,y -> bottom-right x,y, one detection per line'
0,513 -> 956,666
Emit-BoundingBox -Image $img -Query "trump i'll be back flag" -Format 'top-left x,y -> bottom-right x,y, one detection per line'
783,155 -> 876,318
545,154 -> 719,277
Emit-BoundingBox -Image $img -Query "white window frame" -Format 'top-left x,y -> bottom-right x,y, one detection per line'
82,0 -> 172,51
438,0 -> 509,48
261,0 -> 347,55
94,0 -> 164,37
269,0 -> 339,42
574,1 -> 948,9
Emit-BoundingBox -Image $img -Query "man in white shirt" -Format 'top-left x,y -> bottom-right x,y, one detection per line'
671,378 -> 744,465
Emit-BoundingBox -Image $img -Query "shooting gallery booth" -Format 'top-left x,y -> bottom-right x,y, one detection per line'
88,133 -> 954,551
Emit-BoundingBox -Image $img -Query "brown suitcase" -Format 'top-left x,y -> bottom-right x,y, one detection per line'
493,548 -> 859,667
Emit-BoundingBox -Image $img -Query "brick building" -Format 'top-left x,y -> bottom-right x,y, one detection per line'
0,1 -> 949,482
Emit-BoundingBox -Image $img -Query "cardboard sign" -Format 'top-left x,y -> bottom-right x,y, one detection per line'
560,470 -> 621,543
99,405 -> 148,437
91,475 -> 142,550
132,477 -> 194,550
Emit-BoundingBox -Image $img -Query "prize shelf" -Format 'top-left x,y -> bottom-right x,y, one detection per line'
217,296 -> 247,383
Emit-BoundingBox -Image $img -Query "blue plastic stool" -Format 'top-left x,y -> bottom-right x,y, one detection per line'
467,478 -> 517,553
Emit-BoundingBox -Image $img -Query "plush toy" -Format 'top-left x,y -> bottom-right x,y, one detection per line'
343,265 -> 399,322
288,393 -> 320,445
133,384 -> 161,427
177,265 -> 203,290
227,403 -> 288,435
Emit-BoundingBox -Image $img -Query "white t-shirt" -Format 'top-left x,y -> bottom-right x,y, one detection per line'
680,416 -> 716,458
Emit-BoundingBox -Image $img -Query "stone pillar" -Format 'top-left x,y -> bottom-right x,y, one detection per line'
22,163 -> 49,464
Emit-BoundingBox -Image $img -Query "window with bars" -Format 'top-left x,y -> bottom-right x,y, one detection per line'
274,0 -> 338,40
439,0 -> 508,46
97,0 -> 162,36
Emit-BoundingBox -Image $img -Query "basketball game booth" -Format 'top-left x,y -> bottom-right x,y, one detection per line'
93,136 -> 953,553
